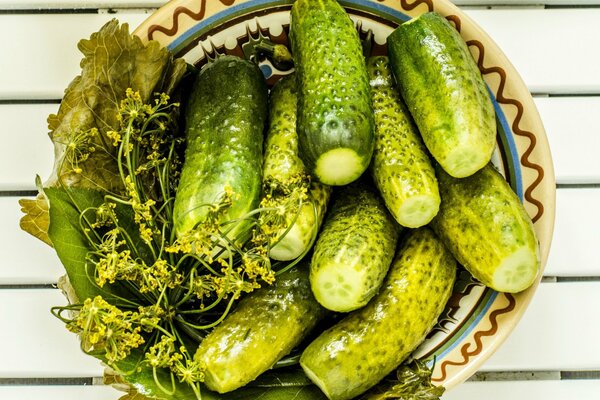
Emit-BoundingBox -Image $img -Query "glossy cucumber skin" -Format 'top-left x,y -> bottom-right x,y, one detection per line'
173,56 -> 268,240
194,265 -> 328,393
387,12 -> 496,178
309,182 -> 400,312
367,56 -> 440,228
301,228 -> 456,400
263,74 -> 331,261
430,164 -> 540,292
290,0 -> 374,186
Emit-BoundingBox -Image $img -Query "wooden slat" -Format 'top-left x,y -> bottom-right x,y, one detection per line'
480,281 -> 600,371
0,386 -> 121,400
0,0 -> 162,8
0,289 -> 105,378
443,379 -> 600,400
0,197 -> 64,285
545,188 -> 600,277
0,104 -> 55,191
3,188 -> 598,283
534,96 -> 600,185
3,282 -> 599,378
1,9 -> 600,99
464,8 -> 600,94
0,12 -> 150,100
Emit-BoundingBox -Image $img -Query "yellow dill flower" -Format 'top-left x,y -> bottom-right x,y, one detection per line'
66,296 -> 145,363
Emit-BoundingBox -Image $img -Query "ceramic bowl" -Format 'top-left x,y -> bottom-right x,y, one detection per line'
134,0 -> 556,391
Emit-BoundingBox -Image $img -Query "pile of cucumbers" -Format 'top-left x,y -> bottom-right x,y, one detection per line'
173,1 -> 541,399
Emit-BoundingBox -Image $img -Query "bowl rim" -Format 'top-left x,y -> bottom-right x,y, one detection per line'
133,0 -> 556,392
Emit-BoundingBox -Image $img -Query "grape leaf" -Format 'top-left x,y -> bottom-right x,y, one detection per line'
20,19 -> 186,245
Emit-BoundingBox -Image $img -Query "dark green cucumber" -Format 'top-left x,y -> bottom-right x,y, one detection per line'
290,0 -> 374,186
263,74 -> 331,261
301,228 -> 456,400
430,164 -> 540,293
367,56 -> 440,228
387,12 -> 496,178
173,56 -> 268,243
194,264 -> 328,393
309,182 -> 400,312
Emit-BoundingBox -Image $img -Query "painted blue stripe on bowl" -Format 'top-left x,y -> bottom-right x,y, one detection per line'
491,87 -> 524,200
427,290 -> 499,365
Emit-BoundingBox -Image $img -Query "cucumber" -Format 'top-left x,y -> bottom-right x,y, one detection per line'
387,12 -> 496,178
309,181 -> 400,313
301,228 -> 457,400
262,74 -> 331,261
367,56 -> 440,228
290,0 -> 374,186
172,56 -> 268,243
194,264 -> 328,393
430,163 -> 540,293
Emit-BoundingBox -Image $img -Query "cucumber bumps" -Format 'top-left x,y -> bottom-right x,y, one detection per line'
262,74 -> 331,261
310,182 -> 400,312
387,12 -> 496,178
301,228 -> 456,400
173,56 -> 268,243
367,56 -> 440,228
431,164 -> 540,293
290,0 -> 374,186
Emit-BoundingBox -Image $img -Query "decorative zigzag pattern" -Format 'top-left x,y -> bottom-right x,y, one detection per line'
433,293 -> 517,382
147,0 -> 237,41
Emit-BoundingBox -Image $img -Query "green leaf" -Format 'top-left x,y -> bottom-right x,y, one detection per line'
46,186 -> 132,304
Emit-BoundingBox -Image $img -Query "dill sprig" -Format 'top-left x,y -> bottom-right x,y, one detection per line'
52,88 -> 304,399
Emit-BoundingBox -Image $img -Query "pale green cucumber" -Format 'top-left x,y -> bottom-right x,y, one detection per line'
290,0 -> 374,186
387,12 -> 496,178
367,56 -> 440,228
194,264 -> 327,393
309,182 -> 400,312
262,74 -> 331,261
430,164 -> 541,293
301,228 -> 457,400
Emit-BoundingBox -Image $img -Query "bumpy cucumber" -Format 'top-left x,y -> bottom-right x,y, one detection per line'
309,182 -> 400,312
430,164 -> 540,293
367,56 -> 440,228
194,264 -> 328,393
301,228 -> 457,400
290,0 -> 374,186
387,12 -> 496,178
262,74 -> 331,261
173,56 -> 268,242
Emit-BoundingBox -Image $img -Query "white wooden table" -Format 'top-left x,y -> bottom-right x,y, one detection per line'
1,1 -> 599,399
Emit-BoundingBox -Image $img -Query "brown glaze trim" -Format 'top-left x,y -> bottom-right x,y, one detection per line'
445,15 -> 461,32
432,293 -> 517,383
467,39 -> 546,223
147,0 -> 237,41
400,0 -> 434,12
